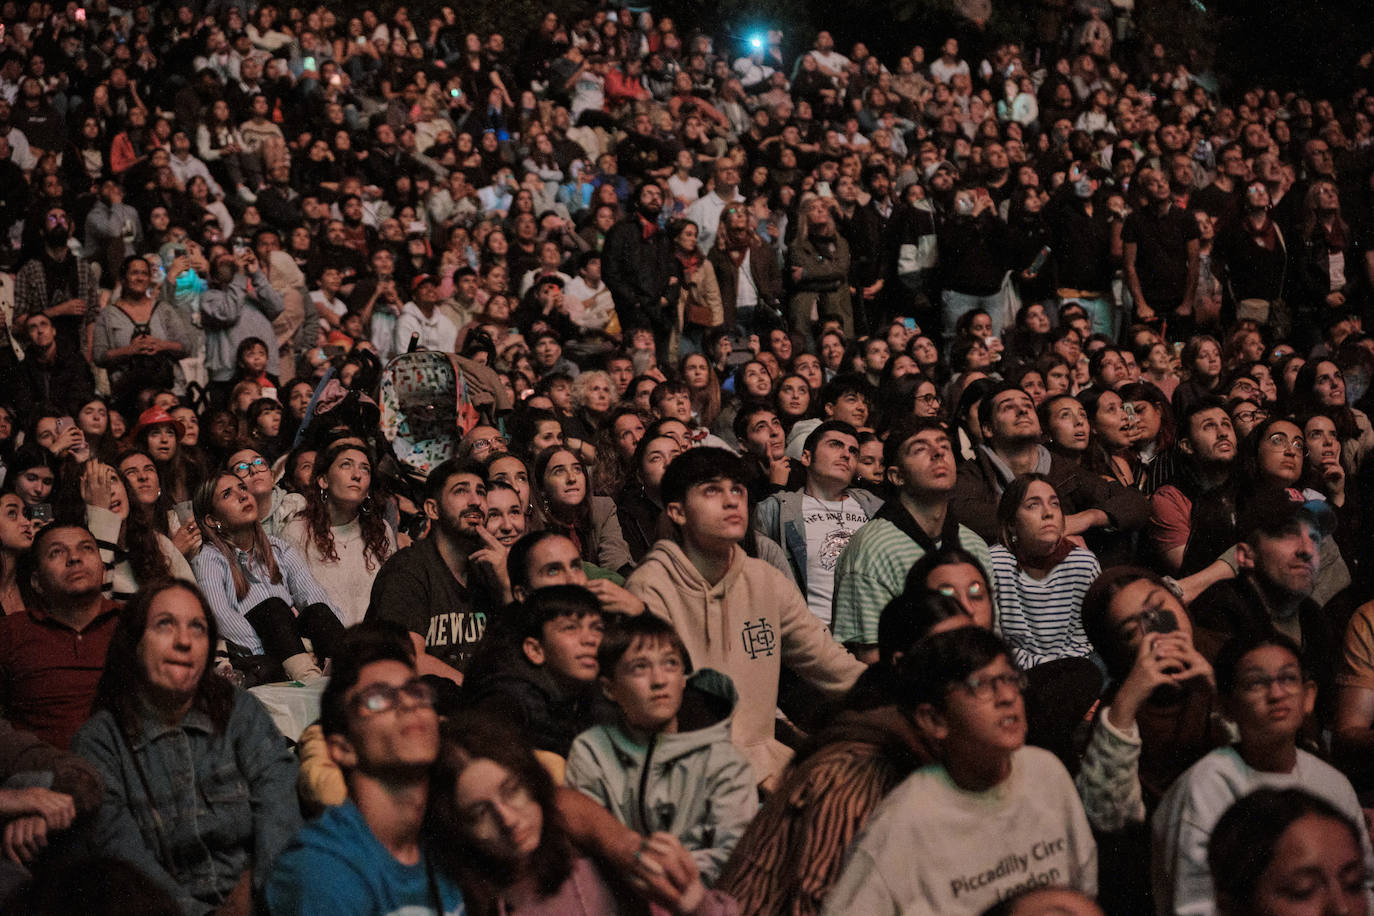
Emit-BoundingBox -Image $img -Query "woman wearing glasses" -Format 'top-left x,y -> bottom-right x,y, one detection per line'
71,581 -> 301,915
223,445 -> 305,538
191,470 -> 343,685
282,443 -> 396,627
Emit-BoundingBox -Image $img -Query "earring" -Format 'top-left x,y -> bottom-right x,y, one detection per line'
318,487 -> 329,501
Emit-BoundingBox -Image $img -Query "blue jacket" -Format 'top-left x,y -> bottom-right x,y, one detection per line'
72,690 -> 301,915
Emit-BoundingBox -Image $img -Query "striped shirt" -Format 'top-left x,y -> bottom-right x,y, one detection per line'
832,517 -> 994,647
191,535 -> 341,655
989,544 -> 1100,669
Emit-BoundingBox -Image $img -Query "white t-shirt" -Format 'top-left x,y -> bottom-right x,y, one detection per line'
802,493 -> 869,626
311,289 -> 347,333
1151,745 -> 1374,916
821,746 -> 1097,915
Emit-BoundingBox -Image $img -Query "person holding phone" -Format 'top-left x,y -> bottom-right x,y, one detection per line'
200,246 -> 286,403
937,186 -> 1010,343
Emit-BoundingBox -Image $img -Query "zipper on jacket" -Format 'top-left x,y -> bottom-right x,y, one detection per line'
637,732 -> 658,833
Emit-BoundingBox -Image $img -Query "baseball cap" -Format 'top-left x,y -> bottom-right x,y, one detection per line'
1237,486 -> 1336,540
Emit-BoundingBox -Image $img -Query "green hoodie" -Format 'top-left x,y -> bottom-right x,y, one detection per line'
564,669 -> 758,885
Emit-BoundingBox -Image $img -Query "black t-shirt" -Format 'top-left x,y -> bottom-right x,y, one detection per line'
1123,205 -> 1200,308
366,536 -> 498,674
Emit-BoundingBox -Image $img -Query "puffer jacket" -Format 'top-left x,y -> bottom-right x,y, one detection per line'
625,540 -> 865,786
565,669 -> 759,884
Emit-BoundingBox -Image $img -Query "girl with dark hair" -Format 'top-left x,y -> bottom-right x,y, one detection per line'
1119,381 -> 1177,495
990,474 -> 1101,669
1209,788 -> 1369,916
772,372 -> 813,433
245,397 -> 285,462
223,445 -> 306,538
80,458 -> 191,602
5,443 -> 59,511
681,353 -> 724,430
426,714 -> 731,916
132,406 -> 205,506
76,397 -> 120,465
71,580 -> 301,916
0,494 -> 33,614
532,445 -> 633,576
190,471 -> 344,684
1290,358 -> 1374,476
1078,387 -> 1141,490
590,406 -> 648,498
282,443 -> 396,627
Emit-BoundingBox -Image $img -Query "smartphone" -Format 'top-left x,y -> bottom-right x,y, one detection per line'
816,181 -> 831,197
1143,607 -> 1178,634
1122,402 -> 1137,424
303,56 -> 316,70
232,239 -> 248,256
903,317 -> 917,331
450,88 -> 462,98
55,417 -> 74,437
29,503 -> 52,525
356,35 -> 366,45
75,8 -> 85,21
173,500 -> 195,525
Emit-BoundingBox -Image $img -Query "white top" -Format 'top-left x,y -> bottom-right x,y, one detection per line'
1151,745 -> 1374,916
801,493 -> 869,626
281,516 -> 397,628
822,746 -> 1097,915
395,301 -> 458,355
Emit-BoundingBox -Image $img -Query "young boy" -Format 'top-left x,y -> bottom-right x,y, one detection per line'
1151,632 -> 1374,915
821,628 -> 1097,914
462,584 -> 617,765
565,614 -> 758,885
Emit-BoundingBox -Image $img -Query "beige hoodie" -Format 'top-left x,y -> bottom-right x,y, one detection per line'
626,539 -> 865,786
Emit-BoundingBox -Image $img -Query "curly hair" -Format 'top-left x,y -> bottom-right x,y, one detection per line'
300,443 -> 392,572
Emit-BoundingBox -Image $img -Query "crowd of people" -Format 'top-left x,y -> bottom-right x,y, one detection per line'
1,0 -> 1374,912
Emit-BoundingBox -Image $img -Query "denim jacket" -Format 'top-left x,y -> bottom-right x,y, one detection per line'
753,488 -> 884,593
71,690 -> 301,916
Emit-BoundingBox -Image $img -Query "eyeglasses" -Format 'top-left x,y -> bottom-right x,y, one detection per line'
463,776 -> 534,831
953,670 -> 1027,701
468,435 -> 508,452
1235,670 -> 1304,697
231,457 -> 270,477
1264,432 -> 1305,453
915,393 -> 941,404
349,677 -> 436,715
1232,408 -> 1267,424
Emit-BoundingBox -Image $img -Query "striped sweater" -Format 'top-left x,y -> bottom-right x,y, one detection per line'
989,544 -> 1101,670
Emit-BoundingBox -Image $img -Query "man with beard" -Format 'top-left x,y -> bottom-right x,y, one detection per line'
366,458 -> 509,683
603,181 -> 676,355
13,205 -> 97,354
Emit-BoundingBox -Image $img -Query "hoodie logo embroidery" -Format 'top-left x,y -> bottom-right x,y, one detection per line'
741,619 -> 776,659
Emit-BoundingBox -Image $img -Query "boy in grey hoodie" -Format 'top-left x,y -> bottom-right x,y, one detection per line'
565,614 -> 758,885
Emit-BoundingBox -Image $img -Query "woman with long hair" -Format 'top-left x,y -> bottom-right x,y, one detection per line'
1079,387 -> 1142,491
76,397 -> 120,465
1290,358 -> 1374,476
115,447 -> 200,557
772,372 -> 813,434
71,581 -> 300,916
671,220 -> 724,359
1296,179 -> 1365,342
132,406 -> 205,507
1120,381 -> 1177,495
0,493 -> 34,614
82,458 -> 192,602
681,353 -> 724,430
989,473 -> 1102,670
427,714 -> 731,916
1170,334 -> 1224,417
282,443 -> 396,627
532,445 -> 633,575
191,471 -> 344,684
590,406 -> 648,498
